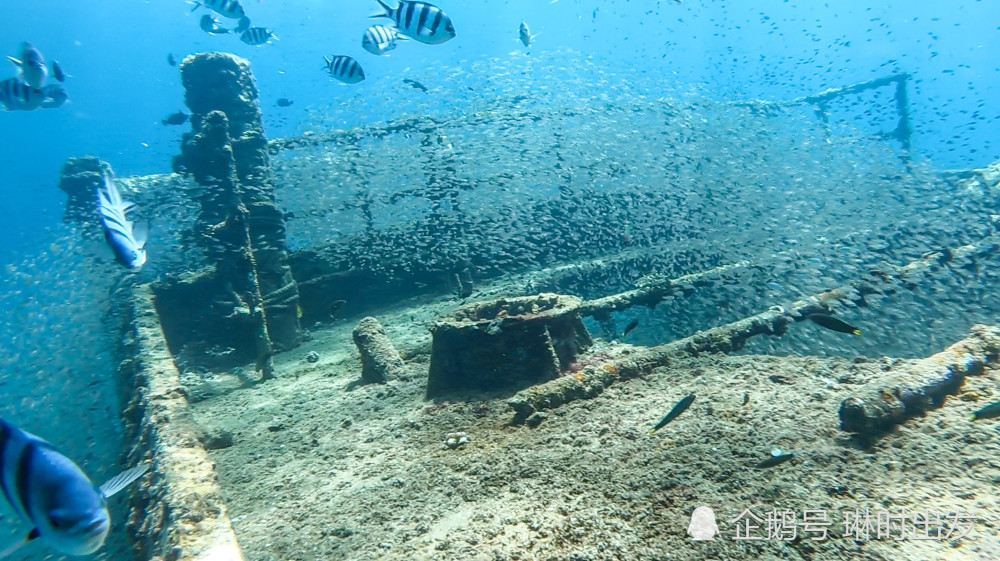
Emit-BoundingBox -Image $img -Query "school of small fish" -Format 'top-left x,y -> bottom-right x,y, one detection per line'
2,1 -> 998,555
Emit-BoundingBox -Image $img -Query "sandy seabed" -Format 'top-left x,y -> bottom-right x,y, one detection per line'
187,295 -> 1000,561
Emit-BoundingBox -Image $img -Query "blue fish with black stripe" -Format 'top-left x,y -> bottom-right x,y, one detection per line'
0,419 -> 148,557
371,0 -> 456,45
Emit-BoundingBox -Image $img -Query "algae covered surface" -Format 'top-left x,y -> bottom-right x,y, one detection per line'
188,299 -> 1000,561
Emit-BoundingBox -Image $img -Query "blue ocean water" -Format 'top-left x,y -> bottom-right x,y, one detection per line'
0,0 -> 997,262
0,1 -> 998,559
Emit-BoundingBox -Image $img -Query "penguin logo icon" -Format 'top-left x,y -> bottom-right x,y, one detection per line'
687,506 -> 719,541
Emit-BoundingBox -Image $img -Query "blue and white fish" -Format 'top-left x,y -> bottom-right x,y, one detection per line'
519,21 -> 539,47
40,83 -> 68,109
0,78 -> 44,111
189,0 -> 245,19
323,55 -> 365,84
6,42 -> 47,89
362,25 -> 406,56
97,174 -> 148,270
200,14 -> 230,35
370,1 -> 456,45
0,419 -> 148,558
240,27 -> 276,46
51,60 -> 66,83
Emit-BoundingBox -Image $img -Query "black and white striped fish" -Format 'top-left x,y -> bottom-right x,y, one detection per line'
189,0 -> 245,19
371,0 -> 456,45
362,25 -> 407,55
0,78 -> 44,111
97,174 -> 148,270
323,55 -> 365,84
0,419 -> 148,558
6,42 -> 47,89
240,27 -> 276,45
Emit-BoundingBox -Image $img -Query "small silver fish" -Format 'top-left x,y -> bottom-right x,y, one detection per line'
7,42 -> 47,89
649,394 -> 695,434
324,55 -> 365,84
97,174 -> 148,270
362,24 -> 406,56
0,419 -> 148,557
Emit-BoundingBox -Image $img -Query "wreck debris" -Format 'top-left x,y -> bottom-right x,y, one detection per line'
455,267 -> 475,299
120,285 -> 245,561
444,432 -> 469,449
353,316 -> 406,383
577,261 -> 752,318
735,72 -> 912,153
56,156 -> 112,224
426,293 -> 593,398
509,237 -> 1000,423
157,52 -> 301,373
838,324 -> 1000,435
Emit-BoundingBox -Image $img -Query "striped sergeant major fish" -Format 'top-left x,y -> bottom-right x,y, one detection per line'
6,42 -> 47,89
0,419 -> 148,558
371,0 -> 456,45
188,0 -> 245,19
0,78 -> 44,111
240,27 -> 276,46
97,174 -> 148,270
324,55 -> 365,84
362,25 -> 407,56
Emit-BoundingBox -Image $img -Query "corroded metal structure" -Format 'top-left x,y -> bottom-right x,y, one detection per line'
50,62 -> 1000,560
120,286 -> 245,561
426,293 -> 592,397
157,53 -> 301,376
